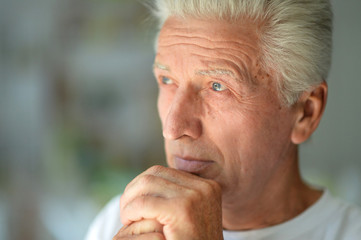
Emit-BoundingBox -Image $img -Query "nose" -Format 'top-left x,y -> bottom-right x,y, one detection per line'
162,87 -> 202,140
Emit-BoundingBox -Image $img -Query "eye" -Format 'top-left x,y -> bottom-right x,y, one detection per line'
161,76 -> 173,85
211,82 -> 227,92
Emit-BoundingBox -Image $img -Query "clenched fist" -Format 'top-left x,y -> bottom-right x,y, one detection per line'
113,165 -> 223,240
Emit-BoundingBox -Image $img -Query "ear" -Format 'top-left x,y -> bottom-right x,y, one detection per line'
291,81 -> 328,144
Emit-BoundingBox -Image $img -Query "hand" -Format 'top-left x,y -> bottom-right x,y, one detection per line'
119,165 -> 223,240
113,219 -> 165,240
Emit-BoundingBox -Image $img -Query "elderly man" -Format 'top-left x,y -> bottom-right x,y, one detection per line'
85,0 -> 361,239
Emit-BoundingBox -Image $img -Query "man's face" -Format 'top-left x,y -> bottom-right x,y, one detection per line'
154,17 -> 298,203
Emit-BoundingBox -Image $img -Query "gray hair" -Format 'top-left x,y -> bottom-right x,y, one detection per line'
150,0 -> 333,105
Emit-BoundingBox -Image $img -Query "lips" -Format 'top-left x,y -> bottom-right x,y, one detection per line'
174,156 -> 214,174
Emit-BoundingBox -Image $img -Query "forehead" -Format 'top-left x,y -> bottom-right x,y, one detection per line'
155,17 -> 260,76
158,16 -> 259,44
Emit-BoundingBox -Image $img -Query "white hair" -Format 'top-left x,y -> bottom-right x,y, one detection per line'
150,0 -> 333,105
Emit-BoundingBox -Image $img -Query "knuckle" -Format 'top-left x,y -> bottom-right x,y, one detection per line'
135,195 -> 147,209
139,174 -> 155,186
176,198 -> 192,213
147,165 -> 165,175
183,185 -> 198,198
179,189 -> 199,208
121,196 -> 146,224
195,180 -> 214,196
204,179 -> 222,196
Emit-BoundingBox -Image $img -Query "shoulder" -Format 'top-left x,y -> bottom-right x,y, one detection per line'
264,190 -> 361,240
84,194 -> 123,240
318,192 -> 361,239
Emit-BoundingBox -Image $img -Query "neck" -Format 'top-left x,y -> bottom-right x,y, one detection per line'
221,147 -> 322,231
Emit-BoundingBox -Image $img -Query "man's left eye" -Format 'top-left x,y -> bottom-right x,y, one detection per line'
161,76 -> 173,85
211,82 -> 227,92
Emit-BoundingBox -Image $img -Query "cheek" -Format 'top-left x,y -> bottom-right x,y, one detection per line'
201,91 -> 237,121
205,101 -> 289,159
201,102 -> 255,165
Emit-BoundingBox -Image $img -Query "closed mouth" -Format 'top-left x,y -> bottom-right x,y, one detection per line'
173,156 -> 214,174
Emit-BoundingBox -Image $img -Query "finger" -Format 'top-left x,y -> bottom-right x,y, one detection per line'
124,219 -> 163,235
113,219 -> 165,240
124,166 -> 205,193
145,166 -> 221,194
113,232 -> 165,240
121,195 -> 177,226
120,166 -> 222,226
122,165 -> 219,205
121,190 -> 223,240
120,173 -> 191,213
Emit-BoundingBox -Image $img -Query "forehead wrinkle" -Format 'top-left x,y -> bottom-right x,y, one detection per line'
158,42 -> 254,68
158,35 -> 256,64
158,38 -> 257,56
157,37 -> 257,85
158,32 -> 258,52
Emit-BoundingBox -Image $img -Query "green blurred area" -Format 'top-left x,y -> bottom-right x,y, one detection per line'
0,0 -> 164,239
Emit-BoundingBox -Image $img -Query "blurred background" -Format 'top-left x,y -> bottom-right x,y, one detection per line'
0,0 -> 360,239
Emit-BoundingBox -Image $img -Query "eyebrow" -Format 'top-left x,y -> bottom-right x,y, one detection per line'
153,61 -> 248,84
195,69 -> 235,77
196,59 -> 252,84
153,62 -> 170,71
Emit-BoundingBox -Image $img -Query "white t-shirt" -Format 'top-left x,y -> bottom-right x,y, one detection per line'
85,190 -> 361,240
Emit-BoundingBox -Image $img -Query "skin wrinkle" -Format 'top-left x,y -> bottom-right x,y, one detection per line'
196,54 -> 257,88
195,55 -> 249,85
159,23 -> 263,86
159,42 -> 256,64
155,47 -> 267,111
159,33 -> 258,53
155,31 -> 271,109
154,63 -> 259,105
155,57 -> 248,89
163,21 -> 260,42
157,47 -> 255,86
158,33 -> 260,87
155,60 -> 237,79
159,29 -> 258,53
157,33 -> 257,57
